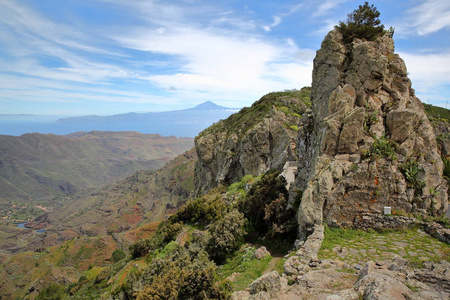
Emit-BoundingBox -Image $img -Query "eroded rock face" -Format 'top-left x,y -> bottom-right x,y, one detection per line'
194,92 -> 309,194
296,30 -> 448,238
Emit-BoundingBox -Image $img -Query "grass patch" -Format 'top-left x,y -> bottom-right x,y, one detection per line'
218,245 -> 272,291
319,226 -> 373,257
319,225 -> 450,268
273,257 -> 285,275
336,267 -> 356,274
406,283 -> 420,292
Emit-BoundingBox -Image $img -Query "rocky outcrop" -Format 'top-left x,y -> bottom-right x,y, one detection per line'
194,90 -> 310,194
295,30 -> 448,238
231,271 -> 288,300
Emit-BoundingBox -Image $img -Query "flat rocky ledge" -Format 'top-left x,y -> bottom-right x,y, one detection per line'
234,220 -> 449,300
354,213 -> 450,244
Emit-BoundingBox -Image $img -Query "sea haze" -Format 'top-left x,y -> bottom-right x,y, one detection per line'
0,101 -> 239,137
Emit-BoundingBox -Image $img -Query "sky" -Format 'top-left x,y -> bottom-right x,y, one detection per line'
0,0 -> 449,116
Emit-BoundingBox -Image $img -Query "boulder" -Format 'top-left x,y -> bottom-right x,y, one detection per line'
254,246 -> 270,259
248,271 -> 288,299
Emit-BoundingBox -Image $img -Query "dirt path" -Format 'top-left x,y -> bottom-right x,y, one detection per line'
263,256 -> 281,274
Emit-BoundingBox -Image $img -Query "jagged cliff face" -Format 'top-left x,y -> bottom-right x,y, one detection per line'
296,30 -> 448,237
194,90 -> 310,194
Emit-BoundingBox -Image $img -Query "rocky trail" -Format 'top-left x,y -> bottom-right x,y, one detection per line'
235,225 -> 449,300
319,228 -> 448,268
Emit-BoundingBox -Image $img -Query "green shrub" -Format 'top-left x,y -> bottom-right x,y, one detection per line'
207,210 -> 247,264
129,221 -> 183,258
129,238 -> 152,258
36,284 -> 67,300
335,2 -> 385,45
111,249 -> 126,262
400,158 -> 425,192
368,135 -> 396,160
131,247 -> 231,300
227,175 -> 256,202
277,106 -> 290,115
364,111 -> 378,131
173,188 -> 227,225
239,170 -> 297,240
263,193 -> 298,238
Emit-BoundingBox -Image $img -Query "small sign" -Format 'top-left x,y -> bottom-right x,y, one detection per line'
384,206 -> 391,215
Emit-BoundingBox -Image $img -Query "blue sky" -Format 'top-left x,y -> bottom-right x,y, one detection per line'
0,0 -> 449,116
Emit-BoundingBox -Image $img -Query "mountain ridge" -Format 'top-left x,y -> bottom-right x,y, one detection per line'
54,101 -> 238,123
0,101 -> 239,137
0,132 -> 194,218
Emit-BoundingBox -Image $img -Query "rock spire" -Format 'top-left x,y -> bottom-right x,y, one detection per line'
296,30 -> 448,238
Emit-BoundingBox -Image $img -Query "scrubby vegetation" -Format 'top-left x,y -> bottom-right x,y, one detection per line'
240,170 -> 297,241
218,245 -> 272,291
32,169 -> 296,299
198,88 -> 311,138
366,135 -> 397,160
207,210 -> 247,263
423,103 -> 450,122
400,158 -> 426,192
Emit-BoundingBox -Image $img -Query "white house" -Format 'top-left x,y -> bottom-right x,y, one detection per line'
281,161 -> 298,190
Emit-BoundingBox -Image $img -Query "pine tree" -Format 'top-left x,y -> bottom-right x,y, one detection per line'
336,2 -> 385,44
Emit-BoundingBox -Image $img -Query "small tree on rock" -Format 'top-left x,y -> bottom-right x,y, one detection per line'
336,2 -> 385,44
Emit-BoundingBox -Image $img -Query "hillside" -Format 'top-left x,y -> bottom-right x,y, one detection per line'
0,148 -> 196,299
0,131 -> 193,221
23,148 -> 197,247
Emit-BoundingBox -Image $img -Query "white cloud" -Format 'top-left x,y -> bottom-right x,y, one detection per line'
312,0 -> 349,17
399,51 -> 450,101
0,0 -> 117,56
114,25 -> 312,103
0,0 -> 140,86
310,19 -> 338,37
406,0 -> 450,36
0,0 -> 315,113
262,2 -> 304,32
263,16 -> 282,32
0,73 -> 168,105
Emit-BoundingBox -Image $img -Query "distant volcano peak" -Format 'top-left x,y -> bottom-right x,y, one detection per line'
192,101 -> 229,111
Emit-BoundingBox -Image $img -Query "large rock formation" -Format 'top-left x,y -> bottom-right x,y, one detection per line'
295,30 -> 448,238
194,89 -> 310,194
